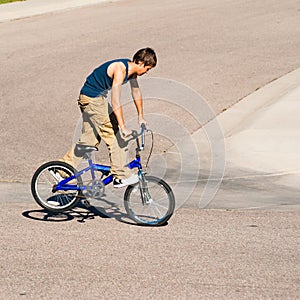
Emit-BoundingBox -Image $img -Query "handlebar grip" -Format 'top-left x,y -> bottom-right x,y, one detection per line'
141,123 -> 146,131
140,124 -> 146,149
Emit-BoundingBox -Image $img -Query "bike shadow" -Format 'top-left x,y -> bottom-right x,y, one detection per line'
22,200 -> 166,226
22,200 -> 136,225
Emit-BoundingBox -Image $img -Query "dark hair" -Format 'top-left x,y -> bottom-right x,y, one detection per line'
133,48 -> 157,67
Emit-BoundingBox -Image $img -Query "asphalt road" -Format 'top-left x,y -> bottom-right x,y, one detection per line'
1,0 -> 300,182
1,0 -> 300,299
1,202 -> 299,299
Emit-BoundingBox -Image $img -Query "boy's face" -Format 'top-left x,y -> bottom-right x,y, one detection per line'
137,62 -> 153,76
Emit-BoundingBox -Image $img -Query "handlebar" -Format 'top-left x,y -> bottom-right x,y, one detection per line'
130,123 -> 153,166
131,123 -> 147,150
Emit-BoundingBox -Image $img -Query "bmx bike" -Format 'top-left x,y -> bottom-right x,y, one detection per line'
31,124 -> 175,226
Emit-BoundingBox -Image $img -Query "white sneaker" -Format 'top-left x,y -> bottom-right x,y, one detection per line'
113,174 -> 139,188
47,200 -> 60,206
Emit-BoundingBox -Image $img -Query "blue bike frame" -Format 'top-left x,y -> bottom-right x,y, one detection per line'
55,156 -> 142,192
55,123 -> 146,193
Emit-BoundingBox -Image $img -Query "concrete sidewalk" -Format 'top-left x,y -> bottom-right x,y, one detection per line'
193,68 -> 300,176
0,0 -> 119,22
223,69 -> 300,175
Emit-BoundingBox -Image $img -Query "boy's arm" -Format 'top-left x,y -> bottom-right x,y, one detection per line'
110,63 -> 130,135
130,77 -> 147,126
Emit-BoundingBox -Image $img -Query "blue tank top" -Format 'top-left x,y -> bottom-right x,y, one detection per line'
80,58 -> 130,98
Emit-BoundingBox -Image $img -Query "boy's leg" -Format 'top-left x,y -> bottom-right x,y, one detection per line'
85,97 -> 132,179
61,96 -> 100,168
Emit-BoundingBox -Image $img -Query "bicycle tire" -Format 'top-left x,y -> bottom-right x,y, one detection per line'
124,175 -> 175,226
31,161 -> 83,212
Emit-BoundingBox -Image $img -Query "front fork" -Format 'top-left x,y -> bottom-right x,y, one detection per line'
138,171 -> 152,205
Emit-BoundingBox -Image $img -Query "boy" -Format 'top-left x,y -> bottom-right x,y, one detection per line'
62,48 -> 157,188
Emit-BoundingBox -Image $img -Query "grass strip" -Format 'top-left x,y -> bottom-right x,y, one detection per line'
0,0 -> 25,4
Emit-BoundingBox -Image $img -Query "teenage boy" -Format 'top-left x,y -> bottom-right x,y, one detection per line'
62,48 -> 157,188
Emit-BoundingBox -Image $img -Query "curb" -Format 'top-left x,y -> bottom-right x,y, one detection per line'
0,0 -> 120,22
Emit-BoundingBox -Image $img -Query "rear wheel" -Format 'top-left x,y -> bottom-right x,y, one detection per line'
31,161 -> 83,212
124,176 -> 175,226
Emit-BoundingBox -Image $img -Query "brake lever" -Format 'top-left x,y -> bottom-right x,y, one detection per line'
131,130 -> 139,139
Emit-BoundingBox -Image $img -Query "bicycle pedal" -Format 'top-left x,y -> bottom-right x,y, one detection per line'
82,199 -> 91,208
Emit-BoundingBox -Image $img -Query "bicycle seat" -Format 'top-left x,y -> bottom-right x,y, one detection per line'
74,144 -> 98,157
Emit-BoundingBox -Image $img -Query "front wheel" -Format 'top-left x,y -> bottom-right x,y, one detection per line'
124,176 -> 175,226
31,161 -> 83,212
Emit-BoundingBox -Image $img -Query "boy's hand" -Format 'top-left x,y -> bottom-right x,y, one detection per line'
120,125 -> 132,138
138,116 -> 147,127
